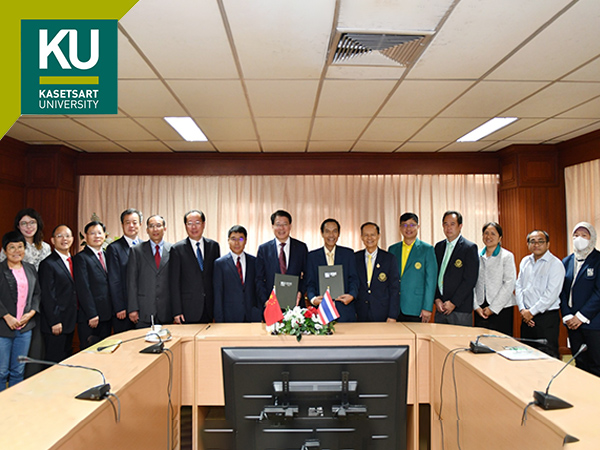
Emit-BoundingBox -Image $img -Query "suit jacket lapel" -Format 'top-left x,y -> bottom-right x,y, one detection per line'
86,246 -> 106,277
55,253 -> 73,282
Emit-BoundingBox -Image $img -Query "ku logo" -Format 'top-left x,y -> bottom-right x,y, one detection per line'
39,29 -> 99,70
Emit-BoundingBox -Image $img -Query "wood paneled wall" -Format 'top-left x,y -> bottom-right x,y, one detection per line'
0,137 -> 28,234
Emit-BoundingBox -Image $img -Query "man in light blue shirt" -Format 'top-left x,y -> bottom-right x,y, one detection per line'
516,230 -> 565,358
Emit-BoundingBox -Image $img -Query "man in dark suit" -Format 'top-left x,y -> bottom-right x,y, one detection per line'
170,210 -> 220,324
388,212 -> 438,323
306,218 -> 359,322
127,215 -> 172,328
354,222 -> 399,322
256,210 -> 308,307
106,208 -> 142,333
434,211 -> 479,326
560,222 -> 600,375
73,221 -> 112,349
214,225 -> 261,323
38,225 -> 77,362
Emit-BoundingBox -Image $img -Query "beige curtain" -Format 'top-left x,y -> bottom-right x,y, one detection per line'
78,174 -> 499,253
565,159 -> 600,252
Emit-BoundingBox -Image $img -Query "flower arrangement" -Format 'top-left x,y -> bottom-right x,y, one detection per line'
266,306 -> 335,341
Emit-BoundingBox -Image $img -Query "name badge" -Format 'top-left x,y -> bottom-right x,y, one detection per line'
587,268 -> 594,277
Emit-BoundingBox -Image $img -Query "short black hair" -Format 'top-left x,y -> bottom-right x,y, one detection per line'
51,224 -> 72,237
270,210 -> 292,225
482,221 -> 503,237
14,208 -> 45,247
527,230 -> 550,243
120,208 -> 143,224
400,212 -> 419,224
84,221 -> 106,234
146,215 -> 166,227
360,222 -> 380,234
2,231 -> 26,251
320,218 -> 341,233
442,210 -> 463,225
228,225 -> 248,239
184,210 -> 206,224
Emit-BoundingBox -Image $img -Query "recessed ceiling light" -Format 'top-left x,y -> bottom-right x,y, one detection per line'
164,117 -> 208,142
457,117 -> 518,142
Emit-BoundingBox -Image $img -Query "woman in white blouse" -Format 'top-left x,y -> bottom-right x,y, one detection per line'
0,208 -> 51,269
474,222 -> 517,335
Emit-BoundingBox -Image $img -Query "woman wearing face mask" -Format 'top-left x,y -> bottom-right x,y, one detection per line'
560,222 -> 600,377
473,222 -> 517,335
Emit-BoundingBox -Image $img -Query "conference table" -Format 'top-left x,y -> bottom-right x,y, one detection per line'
0,323 -> 598,450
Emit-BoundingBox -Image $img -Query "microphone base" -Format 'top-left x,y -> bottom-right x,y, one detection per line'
469,341 -> 495,354
76,383 -> 111,401
139,342 -> 164,354
533,390 -> 573,410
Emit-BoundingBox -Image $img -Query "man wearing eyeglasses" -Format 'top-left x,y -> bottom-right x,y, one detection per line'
127,215 -> 172,328
170,210 -> 220,324
516,230 -> 565,358
388,212 -> 438,323
213,225 -> 260,323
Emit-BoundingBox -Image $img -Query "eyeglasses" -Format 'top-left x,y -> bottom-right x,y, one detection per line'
148,224 -> 164,229
19,220 -> 37,228
228,237 -> 245,242
528,240 -> 547,245
273,222 -> 290,228
186,221 -> 203,226
54,234 -> 73,239
400,223 -> 418,229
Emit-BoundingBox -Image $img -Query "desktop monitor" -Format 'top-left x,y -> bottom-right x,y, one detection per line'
222,345 -> 409,450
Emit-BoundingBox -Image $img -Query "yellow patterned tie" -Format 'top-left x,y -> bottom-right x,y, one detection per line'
367,253 -> 373,287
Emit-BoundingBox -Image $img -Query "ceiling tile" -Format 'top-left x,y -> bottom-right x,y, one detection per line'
380,80 -> 472,117
395,142 -> 448,152
246,80 -> 319,117
119,80 -> 186,117
212,141 -> 261,152
163,141 -> 216,152
67,141 -> 129,152
553,121 -> 600,141
361,117 -> 429,141
73,118 -> 155,140
411,118 -> 486,141
410,0 -> 571,79
256,118 -> 311,141
557,96 -> 600,119
311,118 -> 371,140
118,31 -> 156,80
307,141 -> 355,152
168,80 -> 250,118
120,0 -> 239,79
504,82 -> 600,118
507,118 -> 599,141
195,118 -> 256,140
116,141 -> 173,152
326,65 -> 406,80
135,118 -> 183,141
352,141 -> 400,152
438,141 -> 495,152
488,1 -> 600,81
563,57 -> 600,82
262,141 -> 307,152
6,122 -> 58,142
17,117 -> 104,141
223,0 -> 335,79
316,80 -> 397,117
440,81 -> 548,118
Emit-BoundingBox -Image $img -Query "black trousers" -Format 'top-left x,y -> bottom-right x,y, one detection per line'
397,311 -> 422,323
78,320 -> 112,351
43,331 -> 74,363
568,327 -> 600,377
474,304 -> 514,336
520,309 -> 560,358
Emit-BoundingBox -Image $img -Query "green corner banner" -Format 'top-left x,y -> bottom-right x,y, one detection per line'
1,1 -> 140,138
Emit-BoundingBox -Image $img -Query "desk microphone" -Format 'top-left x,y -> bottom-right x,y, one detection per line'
469,334 -> 548,354
17,356 -> 110,400
533,343 -> 587,410
96,331 -> 165,354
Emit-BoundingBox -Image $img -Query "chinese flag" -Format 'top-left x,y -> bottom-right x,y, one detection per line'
264,288 -> 284,325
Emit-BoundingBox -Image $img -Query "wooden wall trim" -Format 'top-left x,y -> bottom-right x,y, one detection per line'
557,128 -> 600,169
76,152 -> 500,176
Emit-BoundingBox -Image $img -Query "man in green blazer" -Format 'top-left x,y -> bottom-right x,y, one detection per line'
388,212 -> 437,322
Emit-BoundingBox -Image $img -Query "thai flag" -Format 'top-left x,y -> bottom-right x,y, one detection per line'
318,288 -> 340,324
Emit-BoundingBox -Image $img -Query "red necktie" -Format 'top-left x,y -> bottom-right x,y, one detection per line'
98,251 -> 106,271
67,256 -> 73,278
279,242 -> 286,275
155,244 -> 161,269
236,256 -> 244,285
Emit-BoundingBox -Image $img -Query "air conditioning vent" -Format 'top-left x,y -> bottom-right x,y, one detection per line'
332,33 -> 428,67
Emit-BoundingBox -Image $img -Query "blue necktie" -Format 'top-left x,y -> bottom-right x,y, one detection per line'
196,242 -> 204,271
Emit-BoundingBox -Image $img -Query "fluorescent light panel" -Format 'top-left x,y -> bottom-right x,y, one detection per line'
164,117 -> 207,142
457,117 -> 518,142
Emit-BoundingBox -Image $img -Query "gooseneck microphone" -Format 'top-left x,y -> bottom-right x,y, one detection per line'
469,334 -> 548,354
17,356 -> 110,400
533,343 -> 588,410
96,331 -> 165,354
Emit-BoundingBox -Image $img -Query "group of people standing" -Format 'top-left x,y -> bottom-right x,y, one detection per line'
1,206 -> 599,391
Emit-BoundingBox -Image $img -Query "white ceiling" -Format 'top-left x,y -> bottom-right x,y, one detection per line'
8,0 -> 600,153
